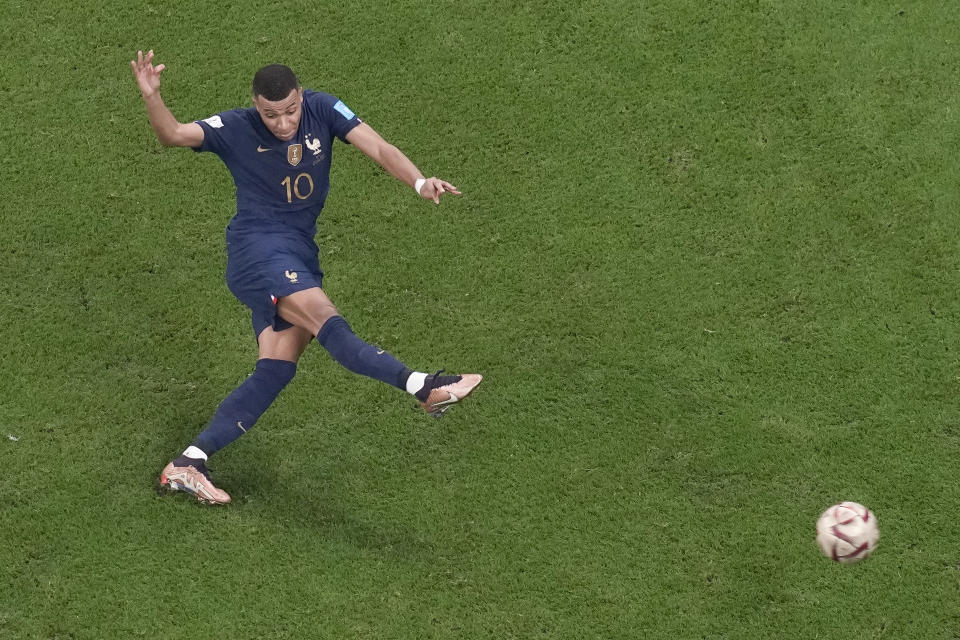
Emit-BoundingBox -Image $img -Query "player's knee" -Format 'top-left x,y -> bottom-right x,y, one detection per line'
316,304 -> 339,327
301,304 -> 339,335
256,357 -> 298,387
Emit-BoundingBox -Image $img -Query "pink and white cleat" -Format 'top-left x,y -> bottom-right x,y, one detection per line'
416,371 -> 483,417
160,457 -> 231,505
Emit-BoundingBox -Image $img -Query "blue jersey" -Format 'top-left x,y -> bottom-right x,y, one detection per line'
193,89 -> 362,237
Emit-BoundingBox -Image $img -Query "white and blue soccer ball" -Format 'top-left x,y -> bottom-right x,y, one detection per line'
816,501 -> 879,563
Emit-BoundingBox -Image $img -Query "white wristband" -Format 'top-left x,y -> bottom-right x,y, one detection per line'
414,178 -> 426,196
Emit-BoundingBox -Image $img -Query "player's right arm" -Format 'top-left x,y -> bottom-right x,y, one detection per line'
130,50 -> 204,148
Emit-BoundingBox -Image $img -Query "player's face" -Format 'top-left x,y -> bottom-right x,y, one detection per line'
253,88 -> 304,141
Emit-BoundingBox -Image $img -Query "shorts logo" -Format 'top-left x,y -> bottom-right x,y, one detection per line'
287,144 -> 303,166
285,270 -> 299,283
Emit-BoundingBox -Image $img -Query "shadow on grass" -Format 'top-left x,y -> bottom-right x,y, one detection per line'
217,451 -> 438,561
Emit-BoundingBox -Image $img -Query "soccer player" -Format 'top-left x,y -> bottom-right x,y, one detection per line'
130,50 -> 482,505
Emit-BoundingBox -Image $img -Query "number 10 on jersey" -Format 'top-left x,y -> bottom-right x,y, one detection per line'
281,173 -> 315,202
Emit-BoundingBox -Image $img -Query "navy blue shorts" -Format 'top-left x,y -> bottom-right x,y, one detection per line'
225,227 -> 324,337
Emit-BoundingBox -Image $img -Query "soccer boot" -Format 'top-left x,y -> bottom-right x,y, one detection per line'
416,370 -> 483,417
159,457 -> 231,505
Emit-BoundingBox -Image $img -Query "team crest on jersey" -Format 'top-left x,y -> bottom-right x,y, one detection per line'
305,135 -> 322,156
305,134 -> 323,165
285,270 -> 299,284
287,144 -> 303,166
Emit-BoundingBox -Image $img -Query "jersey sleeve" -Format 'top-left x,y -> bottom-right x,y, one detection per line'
307,91 -> 363,142
191,108 -> 248,155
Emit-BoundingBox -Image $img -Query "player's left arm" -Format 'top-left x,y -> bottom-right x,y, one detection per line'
345,122 -> 461,204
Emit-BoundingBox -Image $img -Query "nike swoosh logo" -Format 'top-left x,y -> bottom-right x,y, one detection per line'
376,349 -> 385,355
167,471 -> 210,498
431,393 -> 460,407
237,421 -> 247,432
257,145 -> 270,152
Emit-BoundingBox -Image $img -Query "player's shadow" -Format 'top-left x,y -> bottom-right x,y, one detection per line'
229,454 -> 437,560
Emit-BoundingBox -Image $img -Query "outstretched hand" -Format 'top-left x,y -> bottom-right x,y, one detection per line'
130,49 -> 165,99
419,177 -> 462,205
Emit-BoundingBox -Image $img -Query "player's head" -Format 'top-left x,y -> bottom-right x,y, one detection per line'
252,64 -> 303,142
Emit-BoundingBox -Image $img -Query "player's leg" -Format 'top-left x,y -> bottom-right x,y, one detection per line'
256,323 -> 315,361
160,325 -> 312,504
276,287 -> 482,416
187,325 -> 309,455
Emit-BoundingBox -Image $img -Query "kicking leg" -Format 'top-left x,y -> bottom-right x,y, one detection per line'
277,287 -> 409,389
277,287 -> 482,416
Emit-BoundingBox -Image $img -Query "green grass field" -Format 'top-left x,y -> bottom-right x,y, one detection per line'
3,1 -> 960,637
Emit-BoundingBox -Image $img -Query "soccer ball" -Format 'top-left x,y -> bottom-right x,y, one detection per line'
816,501 -> 879,563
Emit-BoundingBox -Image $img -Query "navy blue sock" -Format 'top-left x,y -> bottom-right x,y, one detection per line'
316,315 -> 409,390
191,358 -> 297,457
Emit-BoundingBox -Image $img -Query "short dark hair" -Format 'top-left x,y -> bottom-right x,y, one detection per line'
252,64 -> 300,100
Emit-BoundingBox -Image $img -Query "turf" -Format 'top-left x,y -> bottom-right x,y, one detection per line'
2,1 -> 960,638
